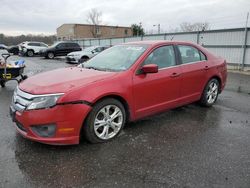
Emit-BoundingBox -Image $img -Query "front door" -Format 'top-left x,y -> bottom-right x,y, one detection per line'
133,45 -> 182,119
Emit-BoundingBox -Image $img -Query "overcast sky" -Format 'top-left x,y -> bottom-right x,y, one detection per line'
0,0 -> 249,36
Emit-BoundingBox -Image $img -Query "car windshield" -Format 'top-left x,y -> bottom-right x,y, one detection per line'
81,45 -> 148,72
83,46 -> 97,52
50,42 -> 61,47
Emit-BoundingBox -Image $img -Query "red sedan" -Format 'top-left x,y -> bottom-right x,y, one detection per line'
10,41 -> 227,145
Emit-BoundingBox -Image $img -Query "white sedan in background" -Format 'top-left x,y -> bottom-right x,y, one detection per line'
66,46 -> 108,64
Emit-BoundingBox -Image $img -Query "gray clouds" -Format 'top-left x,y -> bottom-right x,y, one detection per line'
0,0 -> 249,35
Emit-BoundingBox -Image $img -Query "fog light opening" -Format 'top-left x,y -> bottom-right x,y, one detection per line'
31,124 -> 56,138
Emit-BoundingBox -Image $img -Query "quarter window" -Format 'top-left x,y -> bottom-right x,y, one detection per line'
144,45 -> 176,69
178,45 -> 206,64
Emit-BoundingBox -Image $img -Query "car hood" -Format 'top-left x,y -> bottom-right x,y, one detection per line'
19,67 -> 117,94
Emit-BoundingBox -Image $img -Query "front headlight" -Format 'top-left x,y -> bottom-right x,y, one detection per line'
27,94 -> 63,110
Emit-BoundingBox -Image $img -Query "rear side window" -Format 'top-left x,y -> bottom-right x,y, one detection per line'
199,51 -> 207,61
28,42 -> 40,46
178,45 -> 206,64
40,43 -> 48,47
144,45 -> 176,69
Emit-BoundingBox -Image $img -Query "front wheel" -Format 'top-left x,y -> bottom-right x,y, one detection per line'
47,52 -> 55,59
79,56 -> 89,63
27,50 -> 34,57
200,78 -> 220,107
83,98 -> 126,143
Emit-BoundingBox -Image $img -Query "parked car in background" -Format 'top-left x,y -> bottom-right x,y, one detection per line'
39,41 -> 81,59
10,41 -> 227,145
19,41 -> 48,57
7,45 -> 19,55
66,46 -> 108,63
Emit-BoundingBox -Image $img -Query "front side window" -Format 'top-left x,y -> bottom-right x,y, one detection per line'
57,43 -> 66,48
83,45 -> 148,71
143,45 -> 176,69
178,45 -> 206,64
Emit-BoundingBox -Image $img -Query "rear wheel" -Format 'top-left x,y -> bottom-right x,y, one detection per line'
200,78 -> 220,107
83,98 -> 126,143
27,50 -> 34,57
47,52 -> 55,59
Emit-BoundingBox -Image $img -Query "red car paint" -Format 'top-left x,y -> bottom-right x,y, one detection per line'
12,41 -> 227,145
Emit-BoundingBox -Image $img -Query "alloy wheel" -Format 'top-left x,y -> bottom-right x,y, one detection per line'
206,81 -> 218,104
94,105 -> 123,140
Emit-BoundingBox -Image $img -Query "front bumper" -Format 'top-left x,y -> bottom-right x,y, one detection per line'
66,56 -> 80,63
10,103 -> 91,145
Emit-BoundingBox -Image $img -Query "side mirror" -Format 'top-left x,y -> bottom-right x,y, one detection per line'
141,64 -> 158,74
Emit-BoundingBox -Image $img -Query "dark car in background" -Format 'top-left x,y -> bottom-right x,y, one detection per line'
39,41 -> 81,59
7,45 -> 19,55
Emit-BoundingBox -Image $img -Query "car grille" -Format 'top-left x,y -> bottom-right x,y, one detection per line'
12,87 -> 33,112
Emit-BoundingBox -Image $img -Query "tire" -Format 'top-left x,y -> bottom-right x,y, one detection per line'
27,50 -> 34,57
79,56 -> 89,63
0,81 -> 6,87
83,98 -> 126,143
200,78 -> 220,107
47,52 -> 55,59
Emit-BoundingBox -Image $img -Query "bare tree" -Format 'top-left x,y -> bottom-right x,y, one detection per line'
180,22 -> 210,32
86,9 -> 103,38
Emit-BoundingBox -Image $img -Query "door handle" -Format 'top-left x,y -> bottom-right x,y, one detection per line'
204,66 -> 209,70
170,72 -> 181,78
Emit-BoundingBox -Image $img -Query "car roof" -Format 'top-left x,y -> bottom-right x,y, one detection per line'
125,40 -> 198,46
58,41 -> 78,44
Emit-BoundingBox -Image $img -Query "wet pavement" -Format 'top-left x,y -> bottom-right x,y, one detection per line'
0,56 -> 250,188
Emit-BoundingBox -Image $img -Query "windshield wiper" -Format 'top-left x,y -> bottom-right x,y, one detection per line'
85,66 -> 101,71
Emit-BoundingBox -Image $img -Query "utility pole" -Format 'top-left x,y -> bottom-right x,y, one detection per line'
137,22 -> 142,37
241,12 -> 249,70
153,24 -> 161,34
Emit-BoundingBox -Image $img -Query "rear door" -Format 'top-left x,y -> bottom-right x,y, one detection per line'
133,45 -> 182,119
67,43 -> 81,54
177,45 -> 208,103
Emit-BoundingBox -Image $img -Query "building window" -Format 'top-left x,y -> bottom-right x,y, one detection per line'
96,26 -> 101,35
124,29 -> 128,35
111,27 -> 116,36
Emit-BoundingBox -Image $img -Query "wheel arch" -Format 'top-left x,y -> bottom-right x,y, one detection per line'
92,94 -> 131,122
81,55 -> 90,59
208,75 -> 222,92
27,48 -> 34,52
